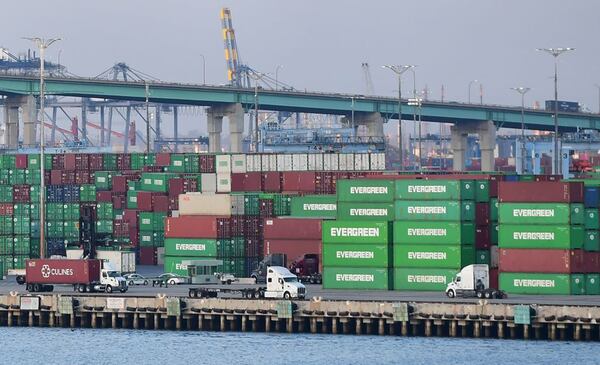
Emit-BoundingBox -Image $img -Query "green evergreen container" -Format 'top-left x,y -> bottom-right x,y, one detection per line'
165,238 -> 218,257
336,202 -> 395,221
273,194 -> 292,216
475,180 -> 490,203
244,193 -> 260,216
336,179 -> 394,203
585,231 -> 600,252
395,180 -> 475,201
393,221 -> 475,245
9,170 -> 26,185
96,203 -> 113,220
0,216 -> 12,234
322,267 -> 391,290
290,195 -> 337,218
585,208 -> 599,230
63,204 -> 80,221
0,237 -> 12,255
394,200 -> 474,221
163,255 -> 195,276
96,220 -> 113,234
393,245 -> 475,269
46,203 -> 64,221
25,169 -> 41,185
322,221 -> 390,245
79,185 -> 97,202
141,173 -> 174,192
490,223 -> 499,245
499,272 -> 586,295
586,274 -> 600,295
498,225 -> 585,249
13,216 -> 30,235
476,250 -> 490,265
393,268 -> 457,291
103,154 -> 117,170
322,244 -> 390,267
498,203 -> 584,225
0,186 -> 12,203
126,190 -> 138,209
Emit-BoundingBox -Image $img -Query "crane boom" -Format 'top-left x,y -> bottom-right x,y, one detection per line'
220,8 -> 241,87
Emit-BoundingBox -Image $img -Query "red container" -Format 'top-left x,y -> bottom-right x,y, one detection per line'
199,155 -> 216,173
499,248 -> 586,273
116,154 -> 132,170
282,172 -> 316,193
139,247 -> 157,265
129,226 -> 139,246
155,153 -> 171,167
246,238 -> 264,257
75,171 -> 91,185
112,176 -> 129,193
96,191 -> 113,202
168,178 -> 185,197
489,268 -> 499,290
475,226 -> 491,249
137,192 -> 155,211
51,155 -> 65,170
88,154 -> 104,171
262,172 -> 281,192
584,252 -> 598,273
230,216 -> 245,236
153,195 -> 170,212
12,185 -> 30,202
165,216 -> 224,238
123,210 -> 139,227
50,170 -> 63,185
498,181 -> 584,203
231,174 -> 245,192
169,197 -> 179,211
244,217 -> 262,238
259,199 -> 274,218
15,154 -> 28,169
25,259 -> 101,285
0,203 -> 14,216
264,239 -> 322,263
113,220 -> 130,237
217,218 -> 231,238
263,218 -> 322,240
63,154 -> 77,170
475,203 -> 490,226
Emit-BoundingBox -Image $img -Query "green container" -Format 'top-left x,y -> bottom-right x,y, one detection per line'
63,204 -> 80,221
585,208 -> 599,230
322,221 -> 390,245
130,153 -> 148,170
393,245 -> 475,269
322,244 -> 390,267
63,221 -> 79,239
585,274 -> 600,295
0,186 -> 12,203
163,255 -> 196,276
498,225 -> 584,249
0,237 -> 12,255
393,221 -> 475,245
25,169 -> 41,185
139,231 -> 155,247
103,154 -> 117,170
139,212 -> 167,232
490,223 -> 499,245
0,216 -> 12,234
585,231 -> 600,252
336,179 -> 394,203
393,268 -> 457,291
46,221 -> 64,238
13,236 -> 30,255
273,194 -> 292,216
13,216 -> 30,235
164,238 -> 218,257
46,203 -> 64,221
336,202 -> 395,221
95,171 -> 113,191
499,272 -> 586,295
475,180 -> 489,203
0,171 -> 8,185
79,185 -> 97,202
394,200 -> 474,222
476,250 -> 490,265
30,186 -> 40,203
290,195 -> 337,218
126,190 -> 138,209
28,155 -> 40,170
96,203 -> 114,220
9,170 -> 26,185
395,180 -> 475,201
499,203 -> 584,225
243,193 -> 260,216
184,154 -> 200,173
322,267 -> 391,290
96,220 -> 113,234
141,173 -> 173,192
168,155 -> 186,172
13,203 -> 30,217
217,239 -> 246,258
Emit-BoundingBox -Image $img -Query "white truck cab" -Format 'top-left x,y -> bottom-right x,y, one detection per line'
98,269 -> 128,293
446,264 -> 505,299
264,266 -> 306,299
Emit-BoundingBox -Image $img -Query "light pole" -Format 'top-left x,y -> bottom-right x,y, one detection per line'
275,65 -> 283,91
468,80 -> 479,103
145,82 -> 151,154
537,47 -> 575,175
382,64 -> 414,169
248,72 -> 267,152
24,37 -> 60,259
200,54 -> 206,84
511,87 -> 531,173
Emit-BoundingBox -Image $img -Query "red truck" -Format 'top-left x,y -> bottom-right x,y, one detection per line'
18,259 -> 128,293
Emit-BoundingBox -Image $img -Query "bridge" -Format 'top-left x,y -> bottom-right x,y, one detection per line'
1,75 -> 600,170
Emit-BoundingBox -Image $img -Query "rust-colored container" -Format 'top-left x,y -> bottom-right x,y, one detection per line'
264,239 -> 322,264
490,268 -> 499,289
12,185 -> 30,202
584,252 -> 598,273
499,248 -> 586,273
75,171 -> 91,185
112,175 -> 129,193
0,203 -> 14,216
63,154 -> 76,170
199,154 -> 216,173
112,194 -> 126,210
15,154 -> 28,169
475,226 -> 491,249
62,171 -> 76,185
155,153 -> 171,167
52,155 -> 65,170
153,195 -> 170,212
96,191 -> 113,202
263,218 -> 322,240
139,247 -> 157,265
50,170 -> 63,185
168,178 -> 185,197
498,181 -> 584,203
123,210 -> 138,227
262,172 -> 281,192
88,154 -> 104,171
129,226 -> 139,246
476,203 -> 490,225
231,174 -> 245,192
116,154 -> 131,170
282,172 -> 316,193
244,172 -> 262,191
25,259 -> 101,285
165,216 -> 224,238
112,220 -> 130,237
137,191 -> 155,211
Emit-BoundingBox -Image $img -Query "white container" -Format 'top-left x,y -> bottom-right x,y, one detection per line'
292,154 -> 308,171
360,153 -> 371,170
323,154 -> 339,171
268,154 -> 278,171
179,193 -> 232,216
156,247 -> 165,265
308,154 -> 323,171
261,154 -> 270,171
66,249 -> 84,260
276,154 -> 286,171
282,154 -> 293,171
201,173 -> 217,193
231,154 -> 247,173
216,173 -> 232,193
246,154 -> 257,172
353,153 -> 363,170
97,250 -> 136,273
216,155 -> 231,174
342,153 -> 355,171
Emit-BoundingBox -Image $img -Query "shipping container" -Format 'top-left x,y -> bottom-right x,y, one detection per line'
395,180 -> 475,201
178,193 -> 232,216
498,225 -> 584,249
393,268 -> 457,291
586,274 -> 600,295
393,245 -> 475,269
499,272 -> 585,295
585,230 -> 600,252
25,259 -> 101,285
394,200 -> 474,222
322,221 -> 390,245
498,248 -> 586,273
163,256 -> 195,276
290,195 -> 337,218
392,221 -> 475,245
585,208 -> 600,230
336,202 -> 395,221
323,244 -> 390,267
322,267 -> 390,290
201,173 -> 217,193
498,203 -> 584,225
165,216 -> 223,238
336,179 -> 394,203
263,239 -> 321,261
498,181 -> 583,203
164,238 -> 218,257
264,218 -> 322,240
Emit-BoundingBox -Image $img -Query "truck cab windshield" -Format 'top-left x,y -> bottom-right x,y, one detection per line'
283,277 -> 297,283
107,272 -> 120,278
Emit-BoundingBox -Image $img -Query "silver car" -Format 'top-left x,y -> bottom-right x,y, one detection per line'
124,273 -> 149,286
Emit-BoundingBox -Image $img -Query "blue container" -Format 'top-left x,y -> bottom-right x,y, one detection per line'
585,187 -> 600,208
46,186 -> 64,203
63,185 -> 80,203
504,175 -> 519,182
47,238 -> 66,256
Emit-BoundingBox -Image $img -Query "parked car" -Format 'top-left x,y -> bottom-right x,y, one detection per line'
124,273 -> 149,286
159,273 -> 187,285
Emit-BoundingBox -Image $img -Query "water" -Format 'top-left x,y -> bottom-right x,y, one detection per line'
0,327 -> 596,365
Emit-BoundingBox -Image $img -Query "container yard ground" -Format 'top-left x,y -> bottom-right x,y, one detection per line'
3,266 -> 600,306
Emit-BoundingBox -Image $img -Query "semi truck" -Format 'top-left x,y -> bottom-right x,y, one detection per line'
17,259 -> 128,294
187,265 -> 306,300
445,264 -> 506,299
251,253 -> 322,284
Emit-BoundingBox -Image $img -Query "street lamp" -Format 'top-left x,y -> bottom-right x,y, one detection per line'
537,47 -> 575,175
382,64 -> 415,169
511,87 -> 531,173
24,37 -> 61,259
468,80 -> 479,103
248,72 -> 267,152
199,54 -> 206,84
275,65 -> 283,91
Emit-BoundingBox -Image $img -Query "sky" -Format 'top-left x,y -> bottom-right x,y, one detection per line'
2,1 -> 599,140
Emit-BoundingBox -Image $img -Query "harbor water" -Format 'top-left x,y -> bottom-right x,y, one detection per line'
0,327 -> 595,365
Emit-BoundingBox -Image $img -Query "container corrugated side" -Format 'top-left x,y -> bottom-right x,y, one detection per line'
395,180 -> 475,201
164,238 -> 218,257
393,245 -> 475,269
498,203 -> 584,225
290,195 -> 337,218
336,202 -> 395,221
394,200 -> 475,221
178,193 -> 232,216
322,244 -> 390,267
499,272 -> 585,295
322,221 -> 390,245
322,267 -> 390,290
498,225 -> 584,249
336,179 -> 394,203
392,268 -> 457,291
392,221 -> 475,245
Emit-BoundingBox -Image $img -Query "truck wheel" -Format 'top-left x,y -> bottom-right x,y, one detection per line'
105,285 -> 113,293
283,291 -> 291,300
258,290 -> 265,299
47,285 -> 54,292
26,283 -> 33,292
446,290 -> 455,298
484,291 -> 492,299
143,280 -> 148,286
129,280 -> 134,286
16,275 -> 25,285
77,284 -> 85,293
476,291 -> 483,299
226,279 -> 232,285
33,284 -> 41,292
309,277 -> 315,284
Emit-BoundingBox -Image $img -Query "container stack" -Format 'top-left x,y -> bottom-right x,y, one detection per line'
392,179 -> 476,291
498,181 -> 592,295
321,179 -> 394,290
263,217 -> 323,268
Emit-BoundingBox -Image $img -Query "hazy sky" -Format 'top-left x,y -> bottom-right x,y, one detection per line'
2,1 -> 599,140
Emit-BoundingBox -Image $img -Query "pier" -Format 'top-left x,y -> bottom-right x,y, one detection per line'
1,293 -> 600,341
